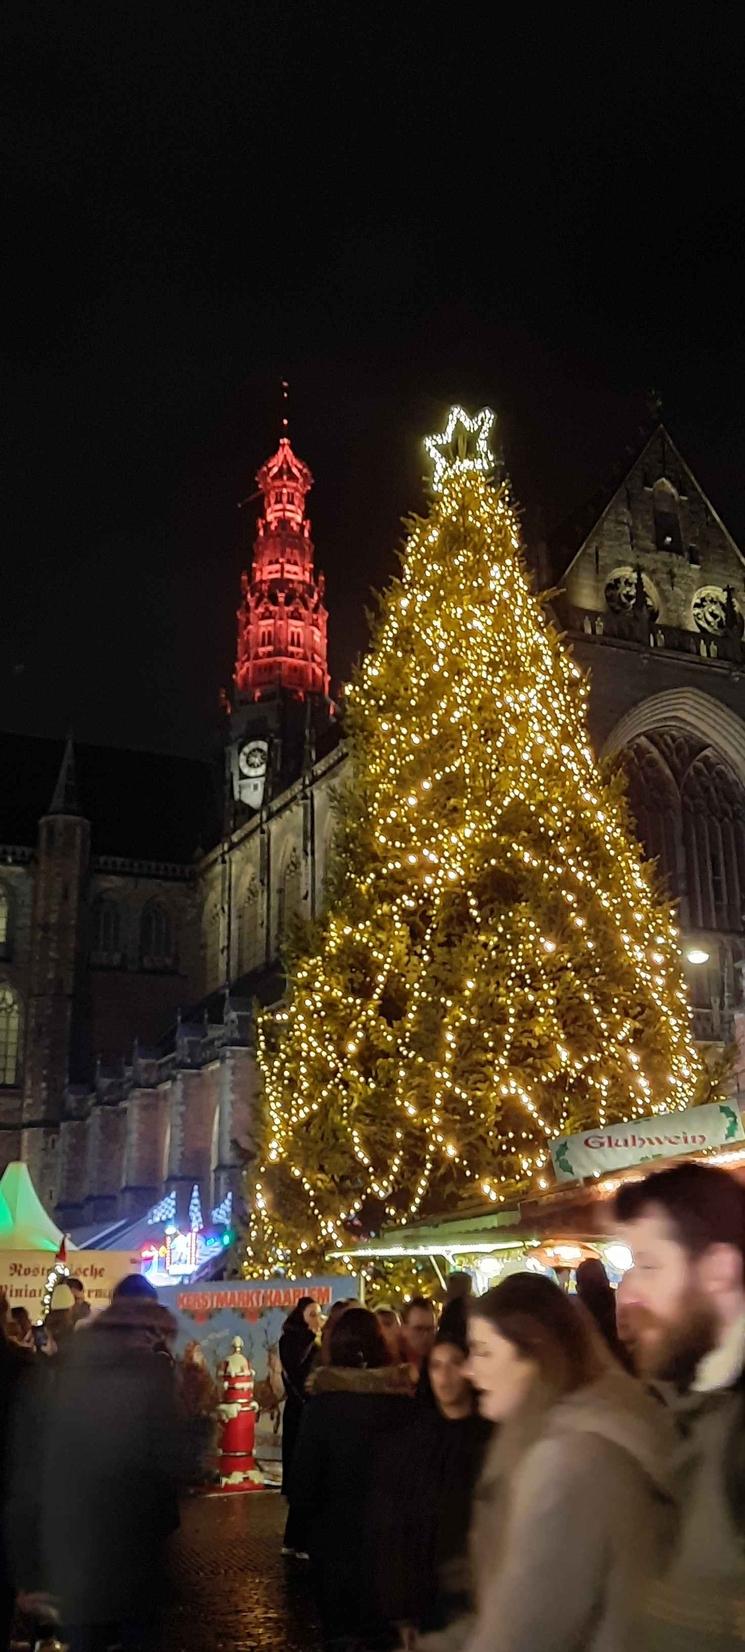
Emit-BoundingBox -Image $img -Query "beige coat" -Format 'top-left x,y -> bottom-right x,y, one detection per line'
425,1368 -> 672,1652
641,1378 -> 745,1648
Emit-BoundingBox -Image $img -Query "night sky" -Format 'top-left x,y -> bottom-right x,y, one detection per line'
3,8 -> 744,759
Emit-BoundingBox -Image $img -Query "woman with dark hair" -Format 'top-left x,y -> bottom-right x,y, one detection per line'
290,1306 -> 415,1649
279,1296 -> 321,1556
373,1327 -> 490,1641
575,1258 -> 631,1370
318,1298 -> 354,1365
425,1274 -> 671,1652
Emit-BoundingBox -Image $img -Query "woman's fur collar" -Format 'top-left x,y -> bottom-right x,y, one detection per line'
90,1297 -> 177,1346
310,1362 -> 415,1396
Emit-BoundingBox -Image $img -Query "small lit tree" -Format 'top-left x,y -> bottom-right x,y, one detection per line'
246,407 -> 706,1277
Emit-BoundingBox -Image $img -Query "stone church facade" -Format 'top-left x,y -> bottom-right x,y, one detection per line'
0,422 -> 743,1229
551,426 -> 745,1045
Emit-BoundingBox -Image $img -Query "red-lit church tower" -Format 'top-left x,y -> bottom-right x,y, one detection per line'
228,417 -> 335,812
235,435 -> 330,703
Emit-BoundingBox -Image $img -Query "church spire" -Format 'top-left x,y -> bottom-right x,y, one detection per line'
234,427 -> 330,703
48,735 -> 81,817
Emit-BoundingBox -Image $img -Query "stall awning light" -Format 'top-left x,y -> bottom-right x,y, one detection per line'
329,1238 -> 540,1261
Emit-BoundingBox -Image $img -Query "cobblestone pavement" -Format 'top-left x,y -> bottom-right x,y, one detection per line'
161,1490 -> 320,1652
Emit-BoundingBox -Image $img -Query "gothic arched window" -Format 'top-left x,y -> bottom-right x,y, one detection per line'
140,900 -> 174,970
276,849 -> 303,952
618,731 -> 745,938
91,896 -> 121,964
653,477 -> 683,554
202,897 -> 221,992
0,986 -> 21,1087
0,884 -> 11,960
237,877 -> 262,976
622,736 -> 681,900
682,751 -> 745,932
618,730 -> 745,1039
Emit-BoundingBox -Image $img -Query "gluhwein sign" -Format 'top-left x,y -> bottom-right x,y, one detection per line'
550,1102 -> 744,1184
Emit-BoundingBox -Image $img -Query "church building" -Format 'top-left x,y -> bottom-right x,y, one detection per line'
0,420 -> 743,1231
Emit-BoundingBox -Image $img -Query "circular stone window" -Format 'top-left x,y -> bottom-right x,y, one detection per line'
604,566 -> 658,616
692,586 -> 737,636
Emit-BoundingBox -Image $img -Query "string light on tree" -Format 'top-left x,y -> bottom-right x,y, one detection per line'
245,405 -> 710,1278
189,1184 -> 204,1233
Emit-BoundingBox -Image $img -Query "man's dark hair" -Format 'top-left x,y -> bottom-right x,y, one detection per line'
434,1311 -> 467,1355
401,1295 -> 436,1324
328,1306 -> 390,1369
616,1162 -> 745,1266
445,1271 -> 473,1300
66,1277 -> 84,1295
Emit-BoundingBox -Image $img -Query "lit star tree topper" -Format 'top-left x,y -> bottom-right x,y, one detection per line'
245,405 -> 709,1279
423,405 -> 496,492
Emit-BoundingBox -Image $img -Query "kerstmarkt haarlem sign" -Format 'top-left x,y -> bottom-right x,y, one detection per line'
550,1102 -> 744,1184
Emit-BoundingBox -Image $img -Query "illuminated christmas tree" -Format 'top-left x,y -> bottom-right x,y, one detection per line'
246,407 -> 706,1277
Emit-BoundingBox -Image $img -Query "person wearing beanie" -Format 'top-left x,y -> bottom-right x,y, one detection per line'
112,1273 -> 159,1302
30,1270 -> 188,1649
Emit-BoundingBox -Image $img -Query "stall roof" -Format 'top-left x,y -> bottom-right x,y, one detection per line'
334,1206 -> 533,1260
334,1136 -> 745,1263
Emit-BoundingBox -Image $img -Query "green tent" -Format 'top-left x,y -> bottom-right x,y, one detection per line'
0,1161 -> 67,1252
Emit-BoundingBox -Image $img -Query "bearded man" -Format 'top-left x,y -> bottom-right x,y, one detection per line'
617,1161 -> 745,1649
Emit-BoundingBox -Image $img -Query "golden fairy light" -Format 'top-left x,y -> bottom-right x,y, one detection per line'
244,406 -> 707,1278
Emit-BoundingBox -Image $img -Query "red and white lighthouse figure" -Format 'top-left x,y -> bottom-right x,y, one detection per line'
217,1336 -> 262,1491
234,424 -> 330,703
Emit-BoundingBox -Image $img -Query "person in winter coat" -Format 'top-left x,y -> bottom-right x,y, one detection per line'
0,1296 -> 36,1652
372,1328 -> 490,1639
280,1295 -> 322,1555
33,1280 -> 188,1652
422,1272 -> 672,1652
290,1306 -> 415,1650
617,1162 -> 745,1649
575,1258 -> 632,1370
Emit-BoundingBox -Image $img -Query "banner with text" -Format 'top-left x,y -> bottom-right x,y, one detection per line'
158,1275 -> 351,1474
0,1250 -> 142,1316
551,1102 -> 744,1184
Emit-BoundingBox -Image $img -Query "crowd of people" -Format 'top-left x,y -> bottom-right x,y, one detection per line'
279,1162 -> 745,1652
4,1159 -> 745,1650
0,1272 -> 201,1652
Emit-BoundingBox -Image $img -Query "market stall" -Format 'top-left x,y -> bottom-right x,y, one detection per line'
334,1097 -> 745,1295
0,1161 -> 141,1318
